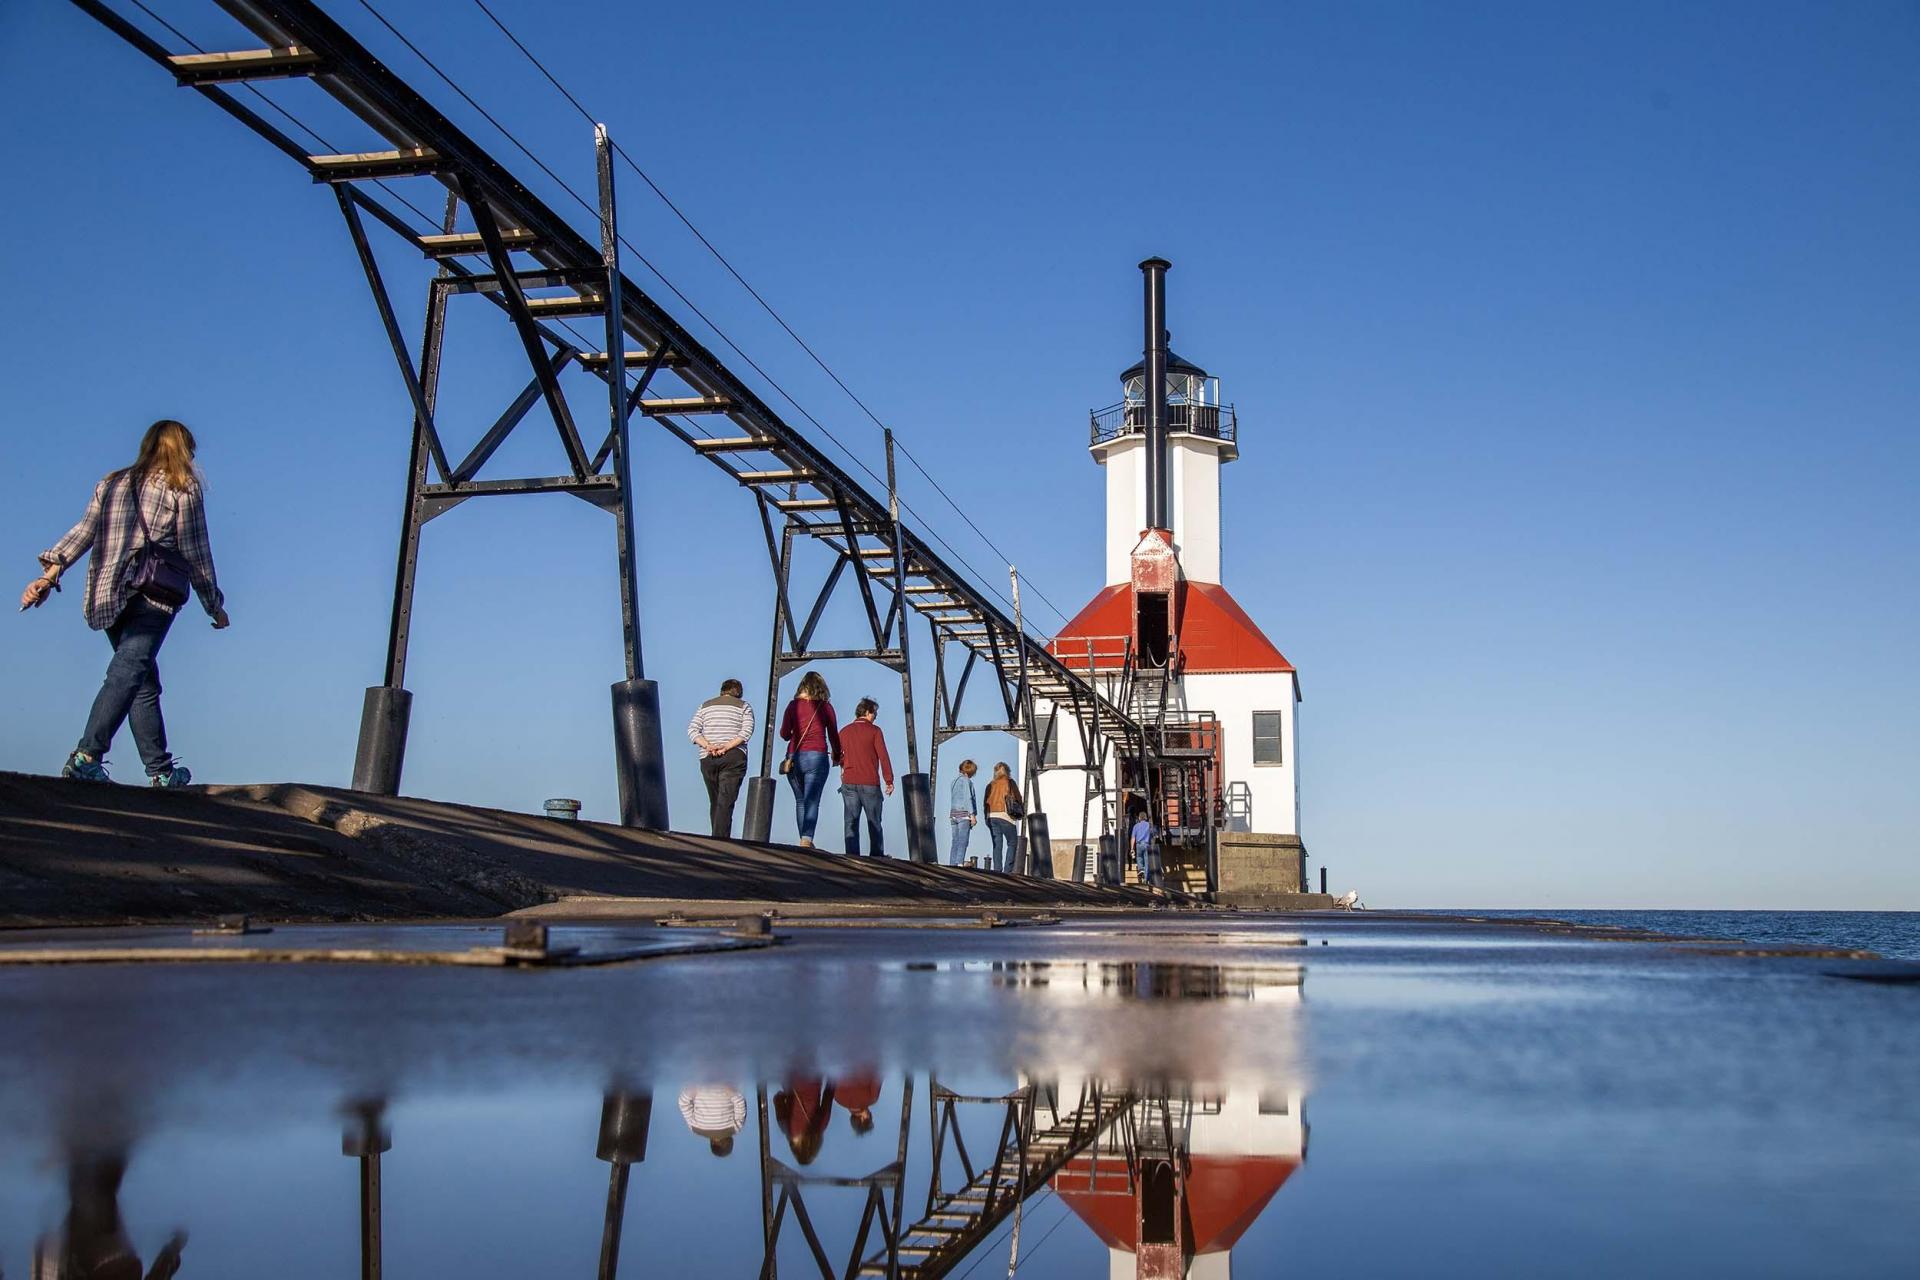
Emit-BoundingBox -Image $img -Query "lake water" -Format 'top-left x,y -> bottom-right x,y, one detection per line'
1432,909 -> 1920,961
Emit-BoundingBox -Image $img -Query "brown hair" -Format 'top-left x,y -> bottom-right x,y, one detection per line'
797,671 -> 830,701
958,759 -> 978,777
992,762 -> 1011,779
123,419 -> 199,493
854,697 -> 879,719
720,679 -> 744,697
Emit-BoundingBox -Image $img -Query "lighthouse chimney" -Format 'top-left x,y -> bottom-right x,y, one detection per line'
1131,257 -> 1180,668
1140,257 -> 1172,531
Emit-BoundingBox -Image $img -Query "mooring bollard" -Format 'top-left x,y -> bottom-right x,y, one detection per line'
544,798 -> 582,821
1320,866 -> 1327,895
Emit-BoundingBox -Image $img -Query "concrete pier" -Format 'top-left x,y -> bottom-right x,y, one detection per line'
0,772 -> 1245,928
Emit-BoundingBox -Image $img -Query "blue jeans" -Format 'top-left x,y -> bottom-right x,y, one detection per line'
948,815 -> 973,864
786,751 -> 831,840
988,817 -> 1019,872
1134,841 -> 1160,887
841,783 -> 884,856
79,596 -> 176,775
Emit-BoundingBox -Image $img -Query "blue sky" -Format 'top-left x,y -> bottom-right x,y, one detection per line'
2,0 -> 1915,909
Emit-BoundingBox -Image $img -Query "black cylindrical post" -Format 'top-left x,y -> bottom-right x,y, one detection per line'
1140,257 -> 1171,530
1098,833 -> 1120,887
1072,843 -> 1090,883
1320,865 -> 1327,895
903,773 -> 936,863
611,678 -> 669,830
594,1091 -> 648,1280
1024,812 -> 1053,878
352,686 -> 412,796
743,775 -> 777,843
597,1091 -> 653,1165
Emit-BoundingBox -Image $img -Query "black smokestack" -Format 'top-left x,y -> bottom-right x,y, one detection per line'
1140,257 -> 1171,530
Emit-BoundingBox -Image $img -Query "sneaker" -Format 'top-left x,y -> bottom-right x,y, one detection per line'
62,751 -> 110,782
150,764 -> 193,789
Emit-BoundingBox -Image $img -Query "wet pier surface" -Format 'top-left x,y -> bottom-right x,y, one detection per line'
1,913 -> 1915,1276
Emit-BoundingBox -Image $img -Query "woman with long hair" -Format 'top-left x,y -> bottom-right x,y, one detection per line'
983,761 -> 1024,873
20,420 -> 228,786
777,670 -> 841,847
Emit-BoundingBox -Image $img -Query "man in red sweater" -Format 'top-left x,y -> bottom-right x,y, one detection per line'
838,697 -> 894,856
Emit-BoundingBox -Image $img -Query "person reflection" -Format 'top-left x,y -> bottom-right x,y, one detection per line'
831,1071 -> 881,1136
33,1150 -> 187,1279
772,1077 -> 836,1165
678,1083 -> 747,1157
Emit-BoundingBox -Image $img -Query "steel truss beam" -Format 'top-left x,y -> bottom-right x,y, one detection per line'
69,0 -> 1149,834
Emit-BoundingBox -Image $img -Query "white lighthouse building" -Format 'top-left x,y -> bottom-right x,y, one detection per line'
1024,259 -> 1307,899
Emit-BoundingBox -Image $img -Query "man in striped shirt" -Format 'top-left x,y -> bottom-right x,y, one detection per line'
688,679 -> 755,838
677,1084 -> 747,1157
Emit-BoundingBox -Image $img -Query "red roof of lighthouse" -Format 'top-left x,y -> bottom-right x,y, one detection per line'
1052,1153 -> 1302,1255
1048,581 -> 1296,677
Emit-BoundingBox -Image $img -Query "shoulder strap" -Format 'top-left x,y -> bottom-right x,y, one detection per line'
787,704 -> 819,758
125,473 -> 155,550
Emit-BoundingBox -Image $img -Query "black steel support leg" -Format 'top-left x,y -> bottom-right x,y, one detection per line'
351,193 -> 453,796
352,686 -> 413,795
903,774 -> 936,864
1025,811 -> 1053,879
596,1090 -> 651,1280
612,679 -> 669,831
743,776 -> 777,844
342,1100 -> 390,1280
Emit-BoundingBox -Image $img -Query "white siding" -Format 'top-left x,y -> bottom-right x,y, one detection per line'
1021,669 -> 1300,844
1094,434 -> 1228,585
1098,437 -> 1146,585
1169,436 -> 1223,582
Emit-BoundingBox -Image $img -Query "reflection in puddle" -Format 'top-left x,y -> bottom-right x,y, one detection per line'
2,953 -> 1306,1279
15,1073 -> 1306,1279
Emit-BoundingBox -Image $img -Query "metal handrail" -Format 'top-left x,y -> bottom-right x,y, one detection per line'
1089,399 -> 1237,447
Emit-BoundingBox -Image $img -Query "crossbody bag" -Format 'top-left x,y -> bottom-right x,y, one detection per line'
125,476 -> 193,609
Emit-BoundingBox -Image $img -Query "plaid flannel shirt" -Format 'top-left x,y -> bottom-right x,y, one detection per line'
40,471 -> 223,631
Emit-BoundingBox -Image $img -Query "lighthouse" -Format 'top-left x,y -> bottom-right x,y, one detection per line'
1025,259 -> 1306,899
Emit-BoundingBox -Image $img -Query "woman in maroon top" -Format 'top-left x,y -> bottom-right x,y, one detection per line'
779,670 -> 841,847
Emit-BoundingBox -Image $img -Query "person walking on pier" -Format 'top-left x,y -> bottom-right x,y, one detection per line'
688,678 -> 754,838
1131,810 -> 1163,889
837,697 -> 894,856
19,420 -> 227,788
948,759 -> 979,865
779,671 -> 841,848
984,762 -> 1026,873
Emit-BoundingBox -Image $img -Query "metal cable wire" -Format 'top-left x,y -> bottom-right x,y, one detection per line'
947,1187 -> 1068,1280
463,0 -> 1074,626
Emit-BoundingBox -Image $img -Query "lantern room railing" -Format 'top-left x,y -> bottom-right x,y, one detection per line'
1089,399 -> 1237,448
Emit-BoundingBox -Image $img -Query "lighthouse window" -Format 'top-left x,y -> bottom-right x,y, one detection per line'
1252,711 -> 1284,765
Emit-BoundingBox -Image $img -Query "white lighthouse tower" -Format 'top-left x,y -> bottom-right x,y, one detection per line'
1025,259 -> 1307,899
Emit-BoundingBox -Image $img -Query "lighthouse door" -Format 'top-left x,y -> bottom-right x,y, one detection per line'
1136,591 -> 1172,668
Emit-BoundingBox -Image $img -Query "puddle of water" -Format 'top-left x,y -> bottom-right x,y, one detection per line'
1,919 -> 1915,1277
